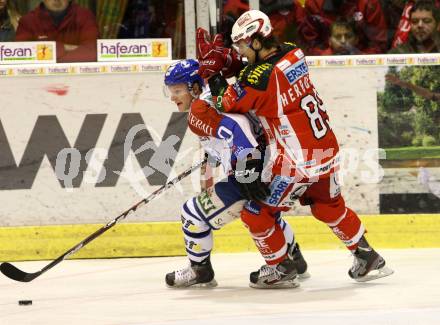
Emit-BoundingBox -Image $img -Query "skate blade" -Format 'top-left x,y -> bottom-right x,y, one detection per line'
249,279 -> 300,289
167,279 -> 218,289
192,279 -> 218,288
297,271 -> 311,281
354,266 -> 394,283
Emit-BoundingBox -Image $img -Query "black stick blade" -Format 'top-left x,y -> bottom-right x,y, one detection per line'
0,262 -> 42,282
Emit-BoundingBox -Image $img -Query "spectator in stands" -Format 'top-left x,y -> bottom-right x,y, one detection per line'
0,0 -> 20,42
389,0 -> 440,53
222,1 -> 306,45
118,0 -> 165,39
310,18 -> 361,55
260,0 -> 306,43
223,0 -> 249,19
299,0 -> 388,54
380,0 -> 412,49
15,0 -> 99,62
388,0 -> 440,50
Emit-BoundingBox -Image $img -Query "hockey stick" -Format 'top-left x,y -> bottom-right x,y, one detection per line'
208,0 -> 217,35
0,158 -> 207,282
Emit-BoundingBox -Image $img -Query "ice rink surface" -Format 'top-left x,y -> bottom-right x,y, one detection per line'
1,249 -> 439,325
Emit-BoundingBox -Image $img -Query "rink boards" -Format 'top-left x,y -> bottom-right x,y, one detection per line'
1,214 -> 439,262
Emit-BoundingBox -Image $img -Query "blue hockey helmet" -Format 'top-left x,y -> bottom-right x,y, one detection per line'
164,59 -> 204,90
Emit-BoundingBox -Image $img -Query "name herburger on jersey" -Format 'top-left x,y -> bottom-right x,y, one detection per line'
279,74 -> 313,109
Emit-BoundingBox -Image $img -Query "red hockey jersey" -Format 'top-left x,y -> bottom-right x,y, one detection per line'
216,44 -> 340,181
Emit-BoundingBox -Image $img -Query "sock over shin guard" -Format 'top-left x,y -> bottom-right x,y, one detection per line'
312,203 -> 365,250
181,198 -> 213,263
241,205 -> 288,265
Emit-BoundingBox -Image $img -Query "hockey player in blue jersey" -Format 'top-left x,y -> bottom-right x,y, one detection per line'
163,59 -> 309,289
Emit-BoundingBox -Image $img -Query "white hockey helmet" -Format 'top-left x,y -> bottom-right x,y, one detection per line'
231,10 -> 273,44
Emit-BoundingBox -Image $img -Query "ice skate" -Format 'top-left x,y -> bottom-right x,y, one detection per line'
250,242 -> 310,284
165,258 -> 217,288
249,245 -> 300,289
349,245 -> 394,282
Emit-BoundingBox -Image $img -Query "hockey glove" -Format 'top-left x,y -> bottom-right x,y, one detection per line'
208,73 -> 239,112
208,73 -> 228,97
222,48 -> 244,78
196,28 -> 243,79
234,158 -> 270,202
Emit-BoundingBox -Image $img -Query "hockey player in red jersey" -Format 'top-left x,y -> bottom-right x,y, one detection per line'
163,59 -> 309,288
195,10 -> 393,282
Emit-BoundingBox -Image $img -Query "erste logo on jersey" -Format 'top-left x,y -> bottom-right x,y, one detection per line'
283,59 -> 308,85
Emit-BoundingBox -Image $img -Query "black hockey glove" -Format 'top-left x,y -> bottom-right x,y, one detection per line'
234,158 -> 270,202
208,73 -> 228,97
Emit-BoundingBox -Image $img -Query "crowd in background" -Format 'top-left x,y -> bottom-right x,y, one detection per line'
0,0 -> 183,61
1,0 -> 440,62
223,0 -> 440,55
